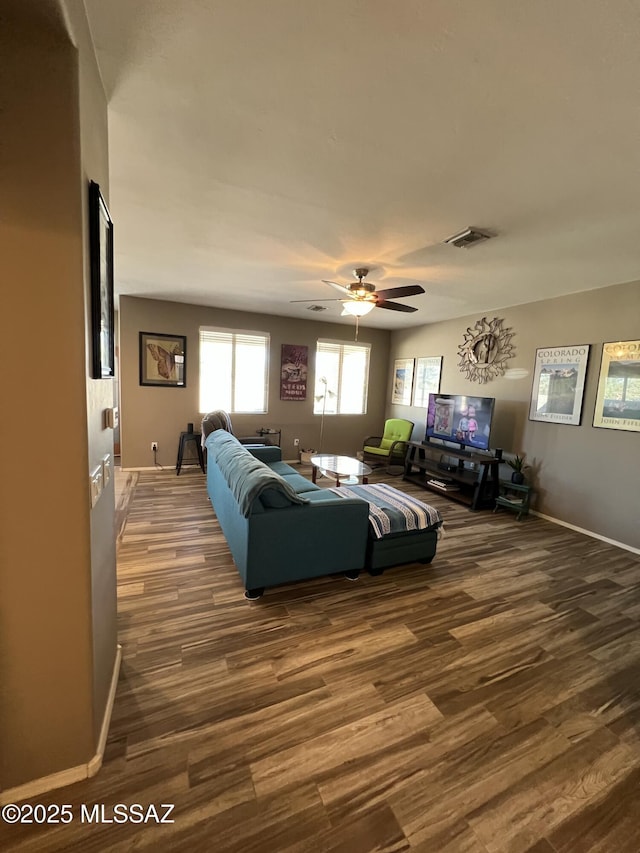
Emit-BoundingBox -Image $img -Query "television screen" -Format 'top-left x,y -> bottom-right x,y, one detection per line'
426,393 -> 495,452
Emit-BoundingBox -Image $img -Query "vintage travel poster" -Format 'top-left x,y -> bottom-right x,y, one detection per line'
280,344 -> 308,401
529,345 -> 590,425
391,358 -> 414,405
593,340 -> 640,432
412,356 -> 442,407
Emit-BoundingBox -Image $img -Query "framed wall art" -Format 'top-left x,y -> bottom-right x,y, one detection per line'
89,180 -> 114,378
391,358 -> 414,405
529,344 -> 590,425
412,356 -> 442,407
457,316 -> 515,384
280,344 -> 308,400
593,340 -> 640,433
139,332 -> 186,387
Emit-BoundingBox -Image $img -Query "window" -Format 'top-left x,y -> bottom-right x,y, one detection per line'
314,339 -> 370,415
199,327 -> 270,413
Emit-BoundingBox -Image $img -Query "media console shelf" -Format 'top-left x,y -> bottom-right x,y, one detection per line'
403,440 -> 500,511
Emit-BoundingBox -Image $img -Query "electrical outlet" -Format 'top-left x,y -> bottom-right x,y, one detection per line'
293,438 -> 300,446
151,442 -> 158,452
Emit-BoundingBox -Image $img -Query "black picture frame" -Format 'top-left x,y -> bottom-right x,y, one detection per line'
89,180 -> 115,378
139,332 -> 187,387
528,344 -> 591,426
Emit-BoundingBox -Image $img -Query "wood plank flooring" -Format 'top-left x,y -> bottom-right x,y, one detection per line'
5,465 -> 640,852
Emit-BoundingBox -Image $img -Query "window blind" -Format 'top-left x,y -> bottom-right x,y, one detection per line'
315,339 -> 370,415
199,327 -> 270,413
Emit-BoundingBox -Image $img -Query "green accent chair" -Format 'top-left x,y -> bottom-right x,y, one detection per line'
362,418 -> 414,473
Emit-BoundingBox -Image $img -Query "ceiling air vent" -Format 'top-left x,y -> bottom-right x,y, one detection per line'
443,227 -> 492,248
307,304 -> 327,312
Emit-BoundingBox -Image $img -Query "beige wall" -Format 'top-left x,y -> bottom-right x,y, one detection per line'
119,296 -> 391,468
0,0 -> 116,791
387,279 -> 640,550
71,0 -> 118,745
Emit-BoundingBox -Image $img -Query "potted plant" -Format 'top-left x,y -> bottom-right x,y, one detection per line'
507,454 -> 529,484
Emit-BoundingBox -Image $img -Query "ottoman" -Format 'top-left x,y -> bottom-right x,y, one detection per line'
329,483 -> 443,574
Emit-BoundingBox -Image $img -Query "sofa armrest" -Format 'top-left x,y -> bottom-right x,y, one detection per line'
246,498 -> 369,588
249,445 -> 282,463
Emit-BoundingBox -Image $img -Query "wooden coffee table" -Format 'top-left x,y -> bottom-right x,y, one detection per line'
310,454 -> 372,487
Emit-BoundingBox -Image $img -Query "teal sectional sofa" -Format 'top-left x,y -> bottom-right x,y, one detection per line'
205,430 -> 443,598
205,430 -> 370,597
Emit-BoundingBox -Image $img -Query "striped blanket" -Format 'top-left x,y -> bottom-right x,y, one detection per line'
329,483 -> 443,540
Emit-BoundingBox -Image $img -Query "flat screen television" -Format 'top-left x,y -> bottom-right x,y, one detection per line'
425,393 -> 495,452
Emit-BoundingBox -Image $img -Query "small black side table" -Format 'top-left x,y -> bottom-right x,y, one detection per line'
256,428 -> 282,446
176,431 -> 205,475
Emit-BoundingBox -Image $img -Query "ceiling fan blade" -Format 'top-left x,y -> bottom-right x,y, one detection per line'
322,279 -> 352,296
374,284 -> 425,299
376,300 -> 419,313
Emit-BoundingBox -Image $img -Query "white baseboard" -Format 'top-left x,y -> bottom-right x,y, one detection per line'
0,764 -> 88,805
88,643 -> 122,777
0,644 -> 122,805
531,510 -> 640,555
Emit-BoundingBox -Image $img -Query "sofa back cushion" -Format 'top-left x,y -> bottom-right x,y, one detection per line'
206,431 -> 309,517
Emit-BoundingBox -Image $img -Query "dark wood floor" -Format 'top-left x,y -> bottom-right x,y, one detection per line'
6,465 -> 640,852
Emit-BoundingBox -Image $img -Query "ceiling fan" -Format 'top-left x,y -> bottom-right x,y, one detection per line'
291,268 -> 425,317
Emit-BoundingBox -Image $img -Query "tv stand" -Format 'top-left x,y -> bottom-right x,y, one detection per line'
403,441 -> 499,511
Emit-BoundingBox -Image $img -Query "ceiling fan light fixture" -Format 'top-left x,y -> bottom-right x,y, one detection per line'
342,300 -> 375,317
352,286 -> 373,298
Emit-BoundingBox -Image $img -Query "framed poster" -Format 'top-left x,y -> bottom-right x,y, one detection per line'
89,181 -> 114,378
529,344 -> 590,425
412,356 -> 442,407
391,358 -> 414,405
593,340 -> 640,432
139,332 -> 186,386
280,344 -> 308,400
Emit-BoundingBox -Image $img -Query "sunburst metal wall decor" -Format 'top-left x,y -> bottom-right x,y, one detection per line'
457,316 -> 515,384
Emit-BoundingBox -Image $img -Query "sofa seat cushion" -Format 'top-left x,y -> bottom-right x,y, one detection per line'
278,471 -> 321,495
268,461 -> 299,477
206,431 -> 309,516
263,461 -> 320,494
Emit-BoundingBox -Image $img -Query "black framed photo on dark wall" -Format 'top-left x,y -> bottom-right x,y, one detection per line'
89,180 -> 114,378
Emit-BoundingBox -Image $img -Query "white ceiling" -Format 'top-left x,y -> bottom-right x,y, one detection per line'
83,0 -> 640,330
